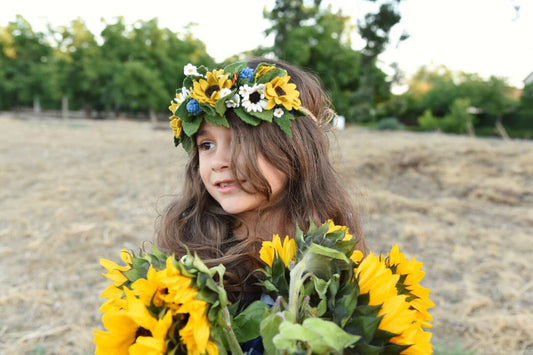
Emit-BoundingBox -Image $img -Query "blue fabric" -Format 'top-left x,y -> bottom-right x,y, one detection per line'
241,336 -> 264,354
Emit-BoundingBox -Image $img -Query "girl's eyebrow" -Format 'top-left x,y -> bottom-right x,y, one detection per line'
196,128 -> 207,138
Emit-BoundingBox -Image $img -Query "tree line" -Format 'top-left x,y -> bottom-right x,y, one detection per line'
1,0 -> 531,138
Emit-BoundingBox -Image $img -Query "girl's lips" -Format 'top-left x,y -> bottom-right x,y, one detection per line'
214,180 -> 245,193
216,180 -> 236,193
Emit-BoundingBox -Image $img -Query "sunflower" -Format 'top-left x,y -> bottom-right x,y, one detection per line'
264,75 -> 301,111
169,116 -> 182,139
98,250 -> 132,312
254,64 -> 275,79
355,253 -> 400,307
131,256 -> 216,355
384,245 -> 435,329
190,69 -> 233,106
355,251 -> 433,353
260,234 -> 297,267
94,289 -> 172,355
177,298 -> 218,355
100,249 -> 131,286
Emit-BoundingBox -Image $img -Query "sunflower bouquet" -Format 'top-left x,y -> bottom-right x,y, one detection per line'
94,220 -> 434,354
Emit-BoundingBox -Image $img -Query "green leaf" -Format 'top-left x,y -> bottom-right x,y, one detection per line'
249,108 -> 273,122
274,113 -> 293,137
197,65 -> 208,76
345,316 -> 381,343
307,244 -> 350,264
260,312 -> 284,355
205,113 -> 229,128
273,318 -> 360,354
254,64 -> 287,83
223,62 -> 247,75
214,96 -> 228,116
181,136 -> 194,155
122,265 -> 148,282
233,107 -> 262,126
232,301 -> 269,342
181,115 -> 203,137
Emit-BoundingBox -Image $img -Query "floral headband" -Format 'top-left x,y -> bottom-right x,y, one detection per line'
168,62 -> 306,154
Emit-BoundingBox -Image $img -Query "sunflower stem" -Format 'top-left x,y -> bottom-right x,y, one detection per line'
288,253 -> 311,320
220,306 -> 243,355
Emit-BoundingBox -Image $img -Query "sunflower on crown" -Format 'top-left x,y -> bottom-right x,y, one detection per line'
168,62 -> 305,154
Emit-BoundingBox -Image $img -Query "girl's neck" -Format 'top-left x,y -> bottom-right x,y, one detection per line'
233,208 -> 287,241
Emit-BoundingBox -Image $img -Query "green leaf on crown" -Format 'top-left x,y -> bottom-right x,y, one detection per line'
175,97 -> 192,121
249,108 -> 273,122
183,76 -> 194,89
254,63 -> 288,83
234,107 -> 262,126
205,113 -> 229,128
197,65 -> 208,76
223,62 -> 247,76
215,90 -> 236,116
182,115 -> 203,137
181,136 -> 194,155
274,112 -> 293,137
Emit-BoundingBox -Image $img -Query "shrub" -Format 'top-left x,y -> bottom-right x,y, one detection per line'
377,117 -> 404,130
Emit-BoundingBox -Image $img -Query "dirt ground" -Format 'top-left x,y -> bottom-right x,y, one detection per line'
1,115 -> 532,354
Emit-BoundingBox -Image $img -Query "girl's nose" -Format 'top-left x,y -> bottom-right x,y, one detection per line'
212,144 -> 231,171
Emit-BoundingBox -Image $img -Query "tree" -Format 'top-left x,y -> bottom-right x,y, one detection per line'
263,0 -> 401,121
355,0 -> 404,121
0,15 -> 55,110
51,18 -> 103,116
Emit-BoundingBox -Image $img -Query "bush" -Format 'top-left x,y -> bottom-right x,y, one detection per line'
377,117 -> 404,130
418,109 -> 440,131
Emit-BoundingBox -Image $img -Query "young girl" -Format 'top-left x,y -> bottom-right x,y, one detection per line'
156,57 -> 367,304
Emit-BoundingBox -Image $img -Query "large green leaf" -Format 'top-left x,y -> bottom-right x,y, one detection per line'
272,317 -> 360,354
232,301 -> 269,342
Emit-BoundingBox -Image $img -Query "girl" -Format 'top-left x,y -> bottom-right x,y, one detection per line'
156,57 -> 367,304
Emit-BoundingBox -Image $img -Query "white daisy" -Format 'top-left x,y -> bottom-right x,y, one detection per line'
239,84 -> 252,97
184,63 -> 199,76
273,107 -> 284,118
219,88 -> 232,98
174,87 -> 190,105
240,83 -> 267,112
225,94 -> 241,108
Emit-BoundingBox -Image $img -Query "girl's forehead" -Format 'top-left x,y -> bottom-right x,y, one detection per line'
198,122 -> 231,136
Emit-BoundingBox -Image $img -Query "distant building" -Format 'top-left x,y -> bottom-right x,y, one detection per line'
525,71 -> 533,86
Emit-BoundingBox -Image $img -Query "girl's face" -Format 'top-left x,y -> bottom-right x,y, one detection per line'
197,122 -> 287,218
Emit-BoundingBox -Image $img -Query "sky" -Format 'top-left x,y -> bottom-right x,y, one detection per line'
2,0 -> 532,90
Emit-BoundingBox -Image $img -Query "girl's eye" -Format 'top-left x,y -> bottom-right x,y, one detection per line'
198,141 -> 215,151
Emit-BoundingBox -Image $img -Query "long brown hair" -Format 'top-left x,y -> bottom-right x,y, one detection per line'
155,57 -> 366,300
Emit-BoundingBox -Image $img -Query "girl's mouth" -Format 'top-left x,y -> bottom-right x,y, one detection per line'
215,180 -> 246,192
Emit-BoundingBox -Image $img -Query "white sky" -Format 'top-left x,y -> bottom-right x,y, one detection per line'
2,0 -> 532,89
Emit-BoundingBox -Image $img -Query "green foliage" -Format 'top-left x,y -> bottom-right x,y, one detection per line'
377,117 -> 404,130
402,65 -> 521,135
262,0 -> 396,122
0,16 -> 57,109
417,109 -> 440,131
512,83 -> 533,130
0,15 -> 214,116
417,98 -> 476,134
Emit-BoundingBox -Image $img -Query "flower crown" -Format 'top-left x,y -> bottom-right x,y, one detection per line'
168,62 -> 306,154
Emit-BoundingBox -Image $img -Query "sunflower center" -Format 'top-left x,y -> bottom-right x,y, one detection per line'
275,87 -> 286,96
205,85 -> 220,98
135,327 -> 152,339
250,91 -> 262,103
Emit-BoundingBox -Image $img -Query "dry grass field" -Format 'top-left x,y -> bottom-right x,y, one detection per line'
1,115 -> 532,354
